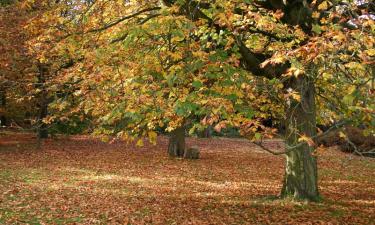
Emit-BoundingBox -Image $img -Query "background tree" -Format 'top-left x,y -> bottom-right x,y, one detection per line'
0,0 -> 35,128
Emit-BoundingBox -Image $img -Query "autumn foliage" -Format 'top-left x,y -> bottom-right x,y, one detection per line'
0,0 -> 374,216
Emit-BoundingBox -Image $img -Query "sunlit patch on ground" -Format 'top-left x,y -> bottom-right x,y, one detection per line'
0,133 -> 374,224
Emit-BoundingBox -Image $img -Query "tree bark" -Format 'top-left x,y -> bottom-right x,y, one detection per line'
37,64 -> 48,139
37,97 -> 48,139
281,75 -> 319,201
168,126 -> 186,157
0,90 -> 6,126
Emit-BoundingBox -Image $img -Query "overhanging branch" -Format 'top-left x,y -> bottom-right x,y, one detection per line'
253,120 -> 348,156
87,7 -> 161,33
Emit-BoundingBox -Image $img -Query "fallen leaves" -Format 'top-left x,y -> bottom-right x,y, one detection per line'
0,133 -> 374,224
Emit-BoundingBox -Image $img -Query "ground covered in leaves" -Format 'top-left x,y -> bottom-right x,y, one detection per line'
0,132 -> 374,224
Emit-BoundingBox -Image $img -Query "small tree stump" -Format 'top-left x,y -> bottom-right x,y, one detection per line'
183,146 -> 200,159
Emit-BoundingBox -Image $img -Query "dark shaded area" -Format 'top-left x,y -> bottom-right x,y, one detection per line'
317,126 -> 375,157
0,0 -> 13,6
0,90 -> 6,126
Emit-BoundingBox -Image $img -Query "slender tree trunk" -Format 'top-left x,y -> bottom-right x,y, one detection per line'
0,89 -> 6,126
281,75 -> 319,201
168,126 -> 186,157
37,97 -> 48,139
37,64 -> 48,139
198,126 -> 212,138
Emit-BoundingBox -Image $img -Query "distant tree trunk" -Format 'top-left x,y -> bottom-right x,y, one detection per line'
281,76 -> 319,201
37,97 -> 48,139
37,63 -> 48,139
0,89 -> 6,126
168,126 -> 186,157
198,126 -> 212,138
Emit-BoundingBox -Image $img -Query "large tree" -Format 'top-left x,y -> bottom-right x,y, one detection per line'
25,0 -> 374,201
0,0 -> 36,128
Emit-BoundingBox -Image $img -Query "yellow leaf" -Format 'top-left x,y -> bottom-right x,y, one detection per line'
298,135 -> 315,147
339,132 -> 346,139
136,139 -> 144,147
345,62 -> 365,71
312,12 -> 320,19
291,93 -> 301,102
170,52 -> 182,61
365,49 -> 375,57
148,131 -> 157,145
318,1 -> 329,10
293,68 -> 304,77
101,136 -> 110,142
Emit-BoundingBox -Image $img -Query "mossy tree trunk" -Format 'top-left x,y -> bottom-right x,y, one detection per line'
168,126 -> 186,157
281,75 -> 319,201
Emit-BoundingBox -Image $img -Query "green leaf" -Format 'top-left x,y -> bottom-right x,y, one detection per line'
312,24 -> 322,34
192,80 -> 203,89
343,94 -> 355,105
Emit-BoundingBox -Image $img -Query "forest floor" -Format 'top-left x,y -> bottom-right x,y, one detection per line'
0,132 -> 374,225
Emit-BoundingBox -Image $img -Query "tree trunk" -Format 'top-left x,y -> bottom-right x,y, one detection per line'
168,126 -> 186,157
0,90 -> 6,126
37,64 -> 48,139
198,126 -> 212,138
37,98 -> 48,139
281,76 -> 319,201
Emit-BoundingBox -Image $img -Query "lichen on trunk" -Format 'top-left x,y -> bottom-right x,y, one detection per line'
281,75 -> 319,201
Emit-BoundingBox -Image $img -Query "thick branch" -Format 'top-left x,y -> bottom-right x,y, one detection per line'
235,36 -> 290,79
254,120 -> 348,156
87,7 -> 161,33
